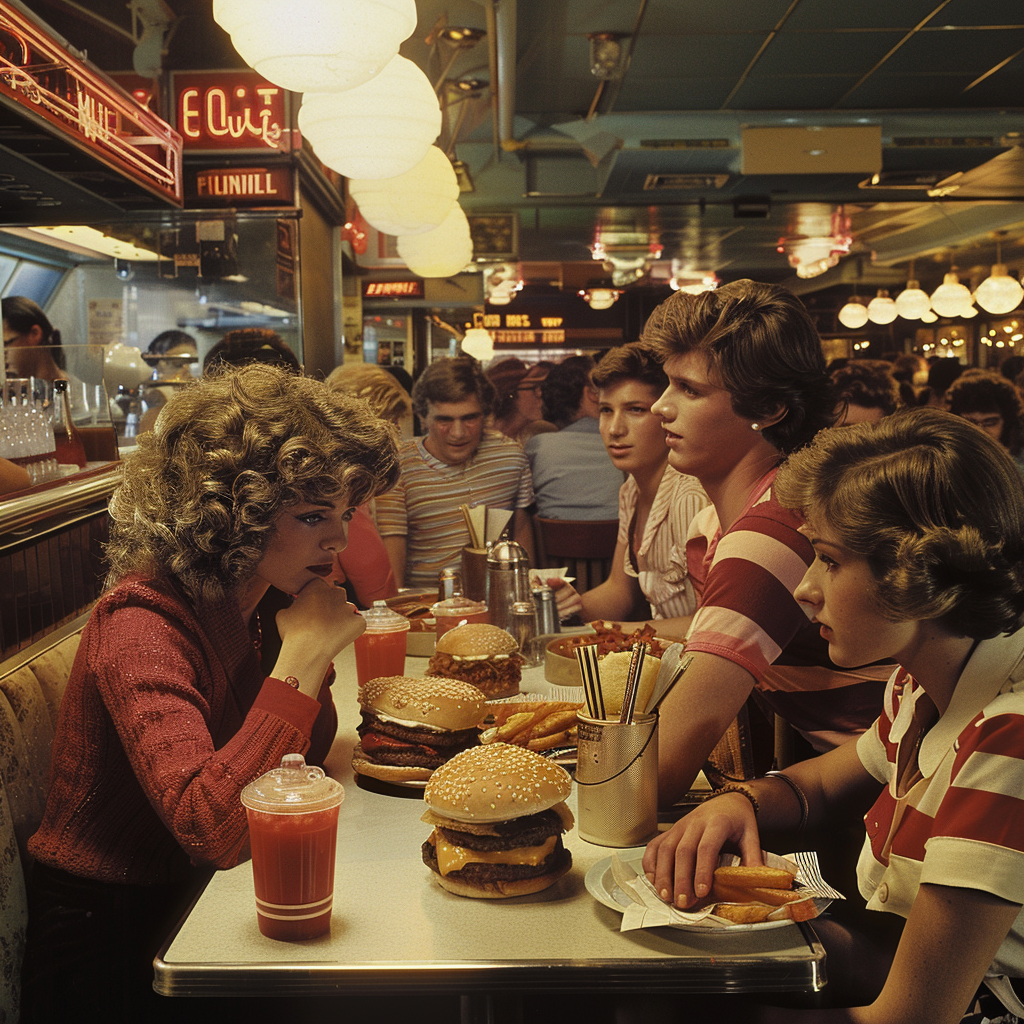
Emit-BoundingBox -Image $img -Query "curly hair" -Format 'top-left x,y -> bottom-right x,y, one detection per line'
412,355 -> 495,421
640,280 -> 836,454
326,363 -> 412,425
540,356 -> 594,426
946,370 -> 1024,457
774,407 -> 1024,639
831,359 -> 901,417
105,364 -> 400,603
590,341 -> 668,394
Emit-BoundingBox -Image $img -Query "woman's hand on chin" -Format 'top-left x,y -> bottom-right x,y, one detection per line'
274,580 -> 365,693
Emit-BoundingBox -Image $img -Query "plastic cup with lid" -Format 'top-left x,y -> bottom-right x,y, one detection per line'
353,599 -> 411,687
240,753 -> 345,940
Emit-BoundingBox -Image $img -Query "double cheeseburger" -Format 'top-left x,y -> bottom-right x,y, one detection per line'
421,742 -> 574,898
352,676 -> 485,783
428,623 -> 523,700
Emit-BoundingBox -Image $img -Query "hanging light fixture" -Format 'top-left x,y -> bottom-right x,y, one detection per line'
930,268 -> 973,318
397,205 -> 473,278
921,309 -> 938,323
461,313 -> 494,361
866,289 -> 897,325
894,264 -> 931,320
348,147 -> 459,237
578,288 -> 622,310
838,294 -> 869,329
975,238 -> 1024,315
298,56 -> 441,180
212,0 -> 417,94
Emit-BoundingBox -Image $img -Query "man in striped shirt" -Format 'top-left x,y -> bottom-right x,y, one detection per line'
376,356 -> 535,589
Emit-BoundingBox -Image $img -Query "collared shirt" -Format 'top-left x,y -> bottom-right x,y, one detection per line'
618,467 -> 708,619
857,629 -> 1024,977
375,429 -> 534,588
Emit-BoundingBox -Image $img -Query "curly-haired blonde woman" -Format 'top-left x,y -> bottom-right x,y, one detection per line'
22,364 -> 399,1023
643,408 -> 1024,1023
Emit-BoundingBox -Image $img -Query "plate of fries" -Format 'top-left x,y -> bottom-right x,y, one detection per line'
477,701 -> 582,764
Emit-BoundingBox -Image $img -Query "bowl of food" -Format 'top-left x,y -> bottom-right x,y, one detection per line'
544,620 -> 672,695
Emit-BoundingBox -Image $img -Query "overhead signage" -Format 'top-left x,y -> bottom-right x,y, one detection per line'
190,166 -> 293,206
174,71 -> 295,153
0,1 -> 182,205
363,280 -> 425,299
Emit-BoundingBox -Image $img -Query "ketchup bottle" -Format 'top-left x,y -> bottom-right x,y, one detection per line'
52,380 -> 87,468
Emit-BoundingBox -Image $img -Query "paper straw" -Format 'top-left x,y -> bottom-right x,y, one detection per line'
574,643 -> 604,719
620,641 -> 645,724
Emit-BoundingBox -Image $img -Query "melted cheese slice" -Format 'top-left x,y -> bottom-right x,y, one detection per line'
430,830 -> 557,876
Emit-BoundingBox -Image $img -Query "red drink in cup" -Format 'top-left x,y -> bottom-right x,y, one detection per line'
432,597 -> 488,640
241,754 -> 345,941
353,600 -> 411,688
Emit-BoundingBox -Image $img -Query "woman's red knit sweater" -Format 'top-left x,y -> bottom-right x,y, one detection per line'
28,575 -> 337,885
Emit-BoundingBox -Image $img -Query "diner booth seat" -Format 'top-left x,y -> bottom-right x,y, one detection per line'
0,612 -> 88,1024
534,516 -> 620,593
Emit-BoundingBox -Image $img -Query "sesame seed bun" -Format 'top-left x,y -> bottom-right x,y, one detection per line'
360,676 -> 486,731
424,742 -> 572,824
433,623 -> 519,658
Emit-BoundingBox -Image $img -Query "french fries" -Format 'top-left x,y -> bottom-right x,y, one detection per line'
478,702 -> 582,751
710,864 -> 819,924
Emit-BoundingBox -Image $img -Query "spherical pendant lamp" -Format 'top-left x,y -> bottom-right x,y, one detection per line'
975,264 -> 1024,315
894,279 -> 931,320
349,147 -> 459,237
838,297 -> 869,329
866,289 -> 897,325
930,271 -> 973,318
298,56 -> 442,180
398,206 -> 473,278
213,0 -> 417,94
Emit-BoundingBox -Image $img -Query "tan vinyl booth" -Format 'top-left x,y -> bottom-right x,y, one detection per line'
0,612 -> 89,1023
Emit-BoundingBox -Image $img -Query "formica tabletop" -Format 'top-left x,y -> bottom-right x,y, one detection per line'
154,642 -> 826,1002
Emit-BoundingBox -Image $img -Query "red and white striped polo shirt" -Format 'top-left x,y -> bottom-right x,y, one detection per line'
857,631 -> 1024,977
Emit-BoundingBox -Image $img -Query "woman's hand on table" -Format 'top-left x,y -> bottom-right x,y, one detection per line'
273,579 -> 365,696
547,576 -> 583,621
641,793 -> 762,908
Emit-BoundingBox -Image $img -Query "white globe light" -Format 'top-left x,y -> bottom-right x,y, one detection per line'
921,309 -> 938,323
866,290 -> 897,325
398,205 -> 473,278
349,147 -> 459,237
960,303 -> 978,319
213,0 -> 416,93
930,271 -> 973,318
894,281 -> 931,320
461,327 -> 494,361
298,56 -> 441,179
838,299 -> 869,329
975,264 -> 1024,315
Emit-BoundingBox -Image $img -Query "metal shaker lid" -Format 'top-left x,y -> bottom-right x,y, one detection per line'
487,539 -> 528,568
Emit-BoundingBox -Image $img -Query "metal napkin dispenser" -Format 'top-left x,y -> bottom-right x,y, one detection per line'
486,540 -> 531,633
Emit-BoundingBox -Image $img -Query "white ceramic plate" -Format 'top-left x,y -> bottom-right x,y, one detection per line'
585,854 -> 799,932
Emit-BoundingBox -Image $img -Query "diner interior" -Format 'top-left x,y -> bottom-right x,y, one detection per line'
3,2 -> 1024,1024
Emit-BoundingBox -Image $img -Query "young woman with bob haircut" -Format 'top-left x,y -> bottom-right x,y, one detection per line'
22,364 -> 399,1022
641,280 -> 891,806
644,407 -> 1024,1023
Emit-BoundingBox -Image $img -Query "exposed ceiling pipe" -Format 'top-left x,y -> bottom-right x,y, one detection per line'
483,0 -> 587,156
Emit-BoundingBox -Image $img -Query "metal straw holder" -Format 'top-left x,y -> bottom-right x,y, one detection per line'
574,711 -> 658,848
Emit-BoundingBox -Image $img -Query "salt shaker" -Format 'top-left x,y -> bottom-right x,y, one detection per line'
533,585 -> 559,635
509,599 -> 538,665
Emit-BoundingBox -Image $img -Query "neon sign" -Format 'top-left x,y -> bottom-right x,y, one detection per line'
0,2 -> 182,205
363,280 -> 424,298
192,166 -> 293,205
174,72 -> 293,152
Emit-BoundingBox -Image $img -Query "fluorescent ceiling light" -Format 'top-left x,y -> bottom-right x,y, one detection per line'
2,226 -> 159,261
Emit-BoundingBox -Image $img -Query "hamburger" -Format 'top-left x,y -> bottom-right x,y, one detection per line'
352,675 -> 485,783
428,623 -> 523,700
421,742 -> 574,898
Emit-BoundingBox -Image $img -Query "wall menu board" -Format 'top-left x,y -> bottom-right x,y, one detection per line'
484,290 -> 626,347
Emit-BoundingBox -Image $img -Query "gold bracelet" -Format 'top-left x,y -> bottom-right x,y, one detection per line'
715,782 -> 759,816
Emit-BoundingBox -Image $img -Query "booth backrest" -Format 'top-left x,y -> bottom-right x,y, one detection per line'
0,612 -> 88,1024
